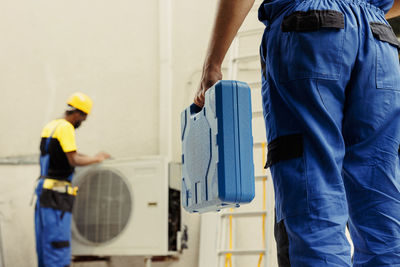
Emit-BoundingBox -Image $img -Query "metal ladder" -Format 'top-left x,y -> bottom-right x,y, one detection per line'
216,2 -> 276,267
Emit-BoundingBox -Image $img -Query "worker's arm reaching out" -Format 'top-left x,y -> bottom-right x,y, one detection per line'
66,151 -> 110,166
194,0 -> 255,107
386,0 -> 400,18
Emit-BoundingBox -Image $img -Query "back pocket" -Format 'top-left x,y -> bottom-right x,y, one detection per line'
370,22 -> 400,90
279,10 -> 345,82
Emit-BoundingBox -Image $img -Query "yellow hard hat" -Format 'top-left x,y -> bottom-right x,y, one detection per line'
67,92 -> 93,114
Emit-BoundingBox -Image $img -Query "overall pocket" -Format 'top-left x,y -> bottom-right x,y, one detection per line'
279,10 -> 345,82
370,22 -> 400,90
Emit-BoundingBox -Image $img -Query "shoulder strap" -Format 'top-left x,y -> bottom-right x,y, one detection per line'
44,122 -> 62,154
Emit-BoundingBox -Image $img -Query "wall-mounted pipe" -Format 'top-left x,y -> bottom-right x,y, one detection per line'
0,155 -> 38,165
158,0 -> 173,161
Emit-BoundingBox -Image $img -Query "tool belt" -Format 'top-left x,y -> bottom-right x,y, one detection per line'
38,178 -> 77,212
42,178 -> 78,196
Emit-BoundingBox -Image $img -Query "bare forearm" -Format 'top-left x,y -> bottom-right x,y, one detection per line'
70,153 -> 100,166
204,0 -> 255,68
66,151 -> 110,166
386,0 -> 400,19
195,0 -> 255,107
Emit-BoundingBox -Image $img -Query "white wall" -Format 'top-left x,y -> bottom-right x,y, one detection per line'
0,165 -> 38,267
0,0 -> 160,158
170,0 -> 219,162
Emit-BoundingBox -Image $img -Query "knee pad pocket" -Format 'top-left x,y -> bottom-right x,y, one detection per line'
51,241 -> 70,249
266,134 -> 309,221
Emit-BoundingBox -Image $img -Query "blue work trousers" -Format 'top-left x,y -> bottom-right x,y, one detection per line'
259,0 -> 400,265
35,179 -> 72,267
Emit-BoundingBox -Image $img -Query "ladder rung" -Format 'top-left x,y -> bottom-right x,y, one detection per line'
233,55 -> 259,63
238,67 -> 262,72
252,111 -> 263,117
253,142 -> 267,147
248,81 -> 262,88
221,211 -> 267,218
255,175 -> 268,180
218,249 -> 266,256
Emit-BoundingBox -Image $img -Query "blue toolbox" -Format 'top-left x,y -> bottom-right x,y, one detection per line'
181,80 -> 255,213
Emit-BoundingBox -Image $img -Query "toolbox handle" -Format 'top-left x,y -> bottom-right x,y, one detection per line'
189,103 -> 202,117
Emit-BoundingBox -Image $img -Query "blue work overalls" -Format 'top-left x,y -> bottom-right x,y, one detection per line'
35,126 -> 74,267
259,0 -> 400,265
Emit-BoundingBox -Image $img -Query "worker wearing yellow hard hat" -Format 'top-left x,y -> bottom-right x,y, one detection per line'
34,92 -> 110,267
67,92 -> 93,115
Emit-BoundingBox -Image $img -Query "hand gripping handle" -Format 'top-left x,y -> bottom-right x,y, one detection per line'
189,103 -> 202,117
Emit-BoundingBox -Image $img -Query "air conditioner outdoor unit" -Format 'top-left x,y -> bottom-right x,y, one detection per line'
71,156 -> 181,256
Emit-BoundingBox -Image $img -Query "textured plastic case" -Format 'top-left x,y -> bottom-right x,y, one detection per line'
181,80 -> 255,213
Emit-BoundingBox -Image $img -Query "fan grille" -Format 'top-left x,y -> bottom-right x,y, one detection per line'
73,168 -> 132,244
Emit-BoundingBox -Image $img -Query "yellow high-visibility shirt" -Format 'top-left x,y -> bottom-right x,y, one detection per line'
40,119 -> 77,179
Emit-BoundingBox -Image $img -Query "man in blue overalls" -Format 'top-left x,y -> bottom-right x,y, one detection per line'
36,92 -> 110,267
195,0 -> 400,265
